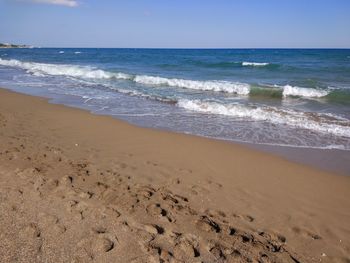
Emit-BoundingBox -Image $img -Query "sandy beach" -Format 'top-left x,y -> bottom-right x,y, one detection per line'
0,87 -> 349,263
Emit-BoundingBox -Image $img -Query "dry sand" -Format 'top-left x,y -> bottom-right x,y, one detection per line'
0,88 -> 349,263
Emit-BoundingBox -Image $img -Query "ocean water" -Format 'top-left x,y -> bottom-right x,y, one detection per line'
0,48 -> 350,150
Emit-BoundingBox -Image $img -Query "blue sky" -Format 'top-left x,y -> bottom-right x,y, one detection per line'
0,0 -> 349,48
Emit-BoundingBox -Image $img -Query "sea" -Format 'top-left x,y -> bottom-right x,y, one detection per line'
0,48 -> 349,157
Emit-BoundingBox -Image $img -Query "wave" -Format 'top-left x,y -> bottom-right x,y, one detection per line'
0,58 -> 334,99
188,60 -> 242,69
0,58 -> 250,95
1,58 -> 349,138
108,87 -> 177,104
249,86 -> 283,98
325,89 -> 350,105
188,60 -> 276,69
242,61 -> 269,67
249,85 -> 330,98
134,75 -> 250,95
0,58 -> 131,80
282,85 -> 329,98
177,99 -> 350,137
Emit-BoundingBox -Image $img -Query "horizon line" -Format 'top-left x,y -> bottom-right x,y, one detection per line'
3,46 -> 350,50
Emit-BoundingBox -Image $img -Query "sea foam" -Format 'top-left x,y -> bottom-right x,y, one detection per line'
0,58 -> 131,80
0,58 -> 250,95
134,75 -> 250,95
242,62 -> 269,67
282,85 -> 329,98
0,58 -> 331,99
177,99 -> 350,137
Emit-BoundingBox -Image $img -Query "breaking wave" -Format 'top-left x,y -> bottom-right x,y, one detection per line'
0,58 -> 334,99
242,62 -> 269,67
177,99 -> 350,137
282,85 -> 329,98
0,58 -> 131,80
134,75 -> 250,95
188,60 -> 277,69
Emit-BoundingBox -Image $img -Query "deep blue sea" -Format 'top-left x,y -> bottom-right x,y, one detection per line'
0,48 -> 349,150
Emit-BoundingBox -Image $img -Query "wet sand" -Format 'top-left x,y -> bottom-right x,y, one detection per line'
248,143 -> 350,176
0,88 -> 349,263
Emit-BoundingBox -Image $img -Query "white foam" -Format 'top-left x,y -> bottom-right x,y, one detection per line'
59,51 -> 65,54
134,75 -> 250,95
74,51 -> 82,54
282,85 -> 329,98
0,58 -> 332,99
0,58 -> 250,94
0,58 -> 131,80
242,62 -> 269,67
32,71 -> 46,77
177,99 -> 350,137
323,144 -> 347,150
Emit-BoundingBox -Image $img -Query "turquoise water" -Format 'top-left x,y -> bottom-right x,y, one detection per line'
0,48 -> 349,149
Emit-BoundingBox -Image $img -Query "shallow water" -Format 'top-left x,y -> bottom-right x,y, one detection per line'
0,48 -> 349,150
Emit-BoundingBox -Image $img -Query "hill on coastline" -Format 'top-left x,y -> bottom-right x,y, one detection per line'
0,43 -> 31,48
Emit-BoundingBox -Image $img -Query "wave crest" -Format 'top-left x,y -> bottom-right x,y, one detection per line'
242,62 -> 269,67
177,99 -> 350,137
134,75 -> 250,95
0,58 -> 131,80
282,85 -> 329,98
0,58 -> 332,99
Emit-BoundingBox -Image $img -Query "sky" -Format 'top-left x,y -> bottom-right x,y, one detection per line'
0,0 -> 349,48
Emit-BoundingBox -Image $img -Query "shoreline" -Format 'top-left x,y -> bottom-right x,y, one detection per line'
1,87 -> 350,262
1,85 -> 349,176
246,142 -> 350,176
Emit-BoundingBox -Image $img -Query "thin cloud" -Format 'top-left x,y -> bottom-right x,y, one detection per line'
31,0 -> 78,7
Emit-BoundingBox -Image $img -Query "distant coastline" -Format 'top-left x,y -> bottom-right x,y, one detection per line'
0,43 -> 32,48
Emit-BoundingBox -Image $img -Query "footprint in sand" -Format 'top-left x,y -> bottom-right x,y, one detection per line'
38,212 -> 67,235
204,209 -> 227,219
145,160 -> 158,167
291,226 -> 322,240
20,222 -> 41,239
146,203 -> 167,217
66,199 -> 89,220
196,215 -> 221,233
93,236 -> 114,253
143,224 -> 165,235
206,179 -> 223,189
76,227 -> 116,260
190,184 -> 210,195
17,223 -> 43,257
76,236 -> 115,259
232,213 -> 255,222
136,185 -> 156,199
173,239 -> 201,260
